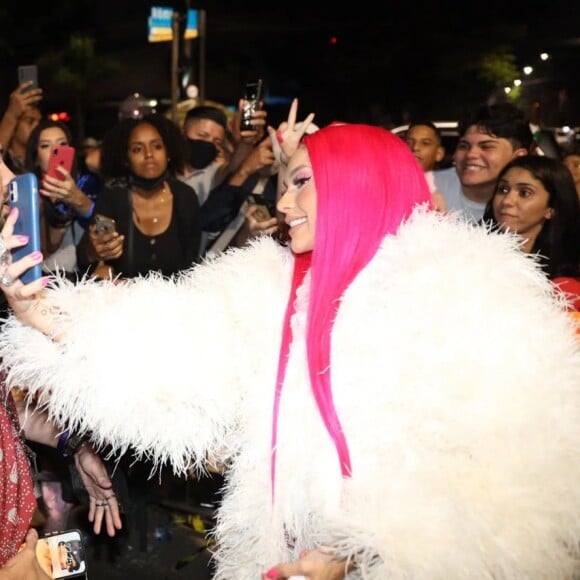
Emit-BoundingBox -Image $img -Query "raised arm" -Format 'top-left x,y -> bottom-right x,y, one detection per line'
0,208 -> 292,475
0,82 -> 43,156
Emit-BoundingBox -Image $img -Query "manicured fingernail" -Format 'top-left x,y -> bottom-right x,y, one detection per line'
9,207 -> 17,217
276,130 -> 284,144
16,235 -> 28,243
265,568 -> 279,579
30,251 -> 43,261
41,276 -> 50,287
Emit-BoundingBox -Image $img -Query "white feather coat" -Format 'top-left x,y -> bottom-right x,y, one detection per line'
1,208 -> 579,579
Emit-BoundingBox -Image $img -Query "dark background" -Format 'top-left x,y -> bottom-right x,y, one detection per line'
1,0 -> 579,140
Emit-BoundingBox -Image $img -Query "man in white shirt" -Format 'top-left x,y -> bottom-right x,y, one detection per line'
433,103 -> 533,223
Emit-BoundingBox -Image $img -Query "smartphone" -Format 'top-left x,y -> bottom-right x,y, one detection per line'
17,64 -> 38,91
47,145 -> 75,181
94,213 -> 116,235
240,79 -> 263,132
8,173 -> 42,283
247,193 -> 274,222
37,529 -> 87,579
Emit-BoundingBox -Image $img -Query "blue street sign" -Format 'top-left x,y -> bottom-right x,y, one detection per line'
148,7 -> 198,43
185,9 -> 199,40
149,6 -> 173,43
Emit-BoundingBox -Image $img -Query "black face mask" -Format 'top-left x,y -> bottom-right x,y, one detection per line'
129,171 -> 167,191
186,139 -> 218,169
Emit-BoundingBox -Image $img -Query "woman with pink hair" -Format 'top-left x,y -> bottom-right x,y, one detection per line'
0,104 -> 578,578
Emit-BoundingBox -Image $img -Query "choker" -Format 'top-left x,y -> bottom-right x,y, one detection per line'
129,172 -> 167,191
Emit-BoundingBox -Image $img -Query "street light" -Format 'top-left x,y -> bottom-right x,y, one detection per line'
540,52 -> 549,61
523,66 -> 533,75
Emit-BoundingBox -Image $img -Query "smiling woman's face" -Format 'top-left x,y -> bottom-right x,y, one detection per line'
276,145 -> 317,254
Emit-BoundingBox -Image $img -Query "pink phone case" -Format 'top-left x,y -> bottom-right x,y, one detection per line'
47,145 -> 75,181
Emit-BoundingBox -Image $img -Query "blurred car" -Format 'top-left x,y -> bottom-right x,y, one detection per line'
551,125 -> 580,153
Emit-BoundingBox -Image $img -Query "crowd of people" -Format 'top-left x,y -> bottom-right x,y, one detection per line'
0,73 -> 579,579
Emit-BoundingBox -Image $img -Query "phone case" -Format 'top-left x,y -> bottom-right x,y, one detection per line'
240,79 -> 263,131
8,173 -> 42,284
38,529 -> 87,579
94,213 -> 116,235
17,65 -> 38,91
47,145 -> 75,181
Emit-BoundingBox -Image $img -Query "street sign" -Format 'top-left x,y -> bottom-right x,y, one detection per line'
148,6 -> 173,43
184,10 -> 199,40
148,6 -> 198,42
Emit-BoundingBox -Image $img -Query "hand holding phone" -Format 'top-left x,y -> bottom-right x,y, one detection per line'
37,529 -> 87,579
247,194 -> 274,222
17,65 -> 38,92
240,79 -> 264,132
8,173 -> 42,284
94,213 -> 116,235
47,145 -> 75,181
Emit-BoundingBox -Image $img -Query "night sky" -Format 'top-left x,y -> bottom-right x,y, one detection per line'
1,0 -> 579,135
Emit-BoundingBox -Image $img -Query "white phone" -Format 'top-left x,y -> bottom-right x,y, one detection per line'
38,529 -> 87,579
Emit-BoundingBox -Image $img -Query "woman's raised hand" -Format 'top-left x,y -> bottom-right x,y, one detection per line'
0,207 -> 54,333
268,98 -> 316,166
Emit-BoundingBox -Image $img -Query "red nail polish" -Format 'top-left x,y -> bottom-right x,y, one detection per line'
265,568 -> 279,579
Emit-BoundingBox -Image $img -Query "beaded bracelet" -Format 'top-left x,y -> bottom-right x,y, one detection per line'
57,430 -> 87,458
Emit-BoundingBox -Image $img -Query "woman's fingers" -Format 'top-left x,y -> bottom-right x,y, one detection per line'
287,98 -> 299,128
1,252 -> 44,285
1,206 -> 19,237
91,495 -> 123,536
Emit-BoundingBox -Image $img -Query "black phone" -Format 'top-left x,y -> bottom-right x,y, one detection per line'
17,65 -> 38,92
240,79 -> 263,132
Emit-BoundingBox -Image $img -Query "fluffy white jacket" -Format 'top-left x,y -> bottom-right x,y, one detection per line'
1,208 -> 579,579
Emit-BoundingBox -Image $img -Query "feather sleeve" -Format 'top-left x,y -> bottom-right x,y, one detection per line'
0,237 -> 292,474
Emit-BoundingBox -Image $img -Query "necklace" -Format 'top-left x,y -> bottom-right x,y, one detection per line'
131,185 -> 168,226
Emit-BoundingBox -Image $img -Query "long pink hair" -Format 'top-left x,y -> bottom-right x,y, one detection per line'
271,124 -> 432,498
